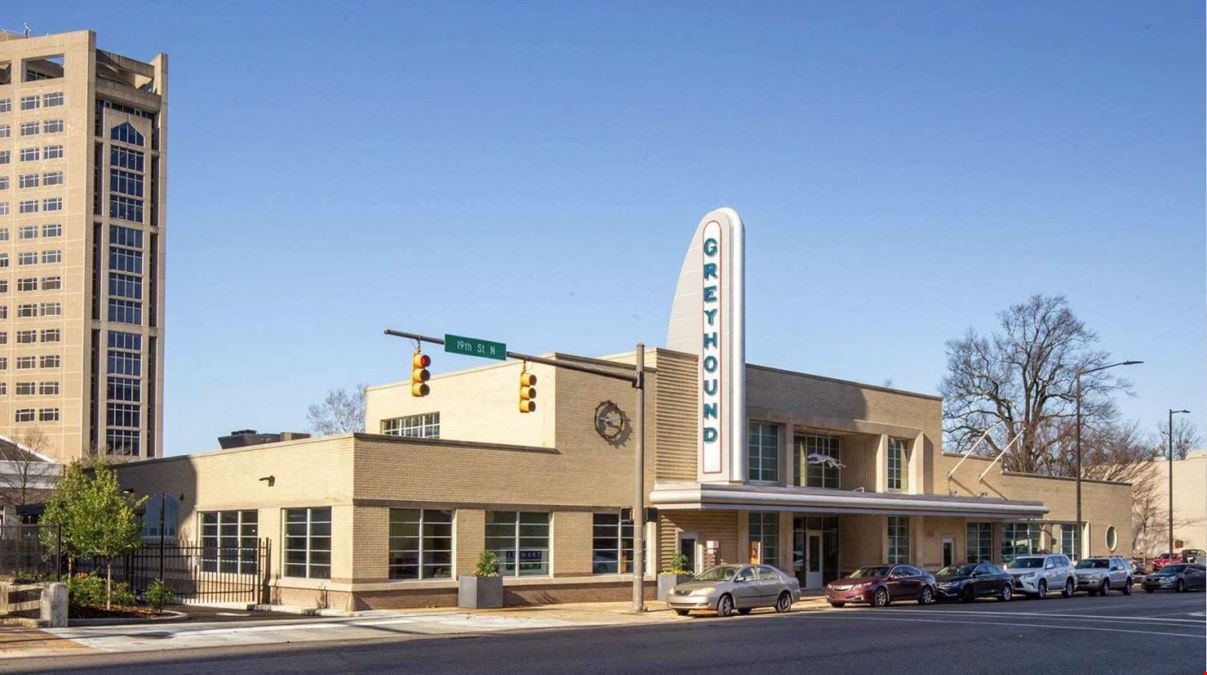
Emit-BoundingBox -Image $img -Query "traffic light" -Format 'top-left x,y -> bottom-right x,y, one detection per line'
411,350 -> 431,397
518,368 -> 537,413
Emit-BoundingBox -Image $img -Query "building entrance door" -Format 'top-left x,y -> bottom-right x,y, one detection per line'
805,531 -> 824,589
678,533 -> 699,574
942,537 -> 955,567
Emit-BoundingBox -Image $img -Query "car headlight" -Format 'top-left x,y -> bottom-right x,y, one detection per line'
1021,573 -> 1037,580
689,587 -> 715,596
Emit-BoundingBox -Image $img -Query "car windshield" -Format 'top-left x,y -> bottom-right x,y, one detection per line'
692,565 -> 740,582
1076,559 -> 1109,569
1006,558 -> 1043,569
937,564 -> 978,577
1161,565 -> 1187,574
850,566 -> 891,578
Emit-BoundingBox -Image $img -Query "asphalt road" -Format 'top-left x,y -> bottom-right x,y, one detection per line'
14,590 -> 1206,674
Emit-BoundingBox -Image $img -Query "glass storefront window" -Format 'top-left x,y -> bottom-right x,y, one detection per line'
749,512 -> 778,566
796,433 -> 841,489
1001,522 -> 1040,564
592,513 -> 634,574
485,511 -> 550,577
966,522 -> 993,564
748,422 -> 779,482
887,438 -> 909,491
887,517 -> 910,563
388,509 -> 454,580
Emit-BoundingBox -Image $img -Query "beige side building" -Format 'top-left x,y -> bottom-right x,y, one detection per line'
0,30 -> 166,463
113,348 -> 1132,610
1131,450 -> 1206,558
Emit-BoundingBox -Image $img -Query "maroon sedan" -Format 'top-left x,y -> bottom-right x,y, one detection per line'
825,564 -> 936,608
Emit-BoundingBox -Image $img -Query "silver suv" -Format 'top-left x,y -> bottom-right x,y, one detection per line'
1075,556 -> 1133,596
1004,554 -> 1076,598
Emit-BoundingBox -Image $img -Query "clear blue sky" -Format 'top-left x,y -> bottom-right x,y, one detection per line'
18,1 -> 1205,454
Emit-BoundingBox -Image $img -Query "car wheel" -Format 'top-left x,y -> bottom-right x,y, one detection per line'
960,586 -> 975,603
999,584 -> 1012,602
1099,580 -> 1110,596
828,601 -> 845,608
873,587 -> 890,607
918,586 -> 934,606
1037,579 -> 1048,599
1144,587 -> 1154,593
1176,580 -> 1185,593
775,592 -> 793,613
1062,578 -> 1075,598
737,608 -> 752,615
717,594 -> 734,617
674,609 -> 690,616
1122,578 -> 1132,595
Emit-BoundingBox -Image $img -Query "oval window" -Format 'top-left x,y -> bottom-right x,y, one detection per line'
1105,526 -> 1117,552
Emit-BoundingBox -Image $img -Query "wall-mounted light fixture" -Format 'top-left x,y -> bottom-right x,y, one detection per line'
259,476 -> 275,487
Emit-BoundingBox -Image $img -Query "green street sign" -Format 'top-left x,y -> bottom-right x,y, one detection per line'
444,334 -> 507,361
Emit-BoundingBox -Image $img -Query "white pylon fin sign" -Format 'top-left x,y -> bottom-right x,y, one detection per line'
667,208 -> 746,483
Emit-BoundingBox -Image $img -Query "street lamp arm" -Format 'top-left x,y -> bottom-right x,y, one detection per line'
1078,360 -> 1144,377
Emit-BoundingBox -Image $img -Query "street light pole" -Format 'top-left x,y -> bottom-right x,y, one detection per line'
1074,360 -> 1141,559
1168,409 -> 1190,559
632,343 -> 645,612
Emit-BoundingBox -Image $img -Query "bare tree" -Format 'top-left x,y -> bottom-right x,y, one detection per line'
939,295 -> 1131,475
1155,417 -> 1201,461
306,385 -> 367,436
0,428 -> 61,519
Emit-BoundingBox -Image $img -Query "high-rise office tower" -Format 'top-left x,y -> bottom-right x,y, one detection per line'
0,30 -> 165,462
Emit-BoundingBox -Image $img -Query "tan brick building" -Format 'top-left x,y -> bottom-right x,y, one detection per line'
113,347 -> 1132,610
0,30 -> 166,463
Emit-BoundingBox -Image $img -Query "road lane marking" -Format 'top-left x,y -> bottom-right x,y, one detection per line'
857,608 -> 1205,624
795,612 -> 1204,638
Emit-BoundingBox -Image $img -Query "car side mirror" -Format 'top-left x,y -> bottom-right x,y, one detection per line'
1045,564 -> 1055,570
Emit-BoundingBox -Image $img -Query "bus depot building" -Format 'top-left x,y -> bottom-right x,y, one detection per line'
112,347 -> 1131,610
111,209 -> 1132,609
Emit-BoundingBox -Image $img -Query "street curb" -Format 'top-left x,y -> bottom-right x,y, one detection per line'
68,610 -> 189,626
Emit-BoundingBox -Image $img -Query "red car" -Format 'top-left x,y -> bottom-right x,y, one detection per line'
825,564 -> 936,608
1151,553 -> 1183,572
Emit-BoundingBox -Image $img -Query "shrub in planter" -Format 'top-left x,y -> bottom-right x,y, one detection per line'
67,573 -> 106,609
145,578 -> 175,611
657,552 -> 694,601
110,581 -> 136,607
459,551 -> 504,609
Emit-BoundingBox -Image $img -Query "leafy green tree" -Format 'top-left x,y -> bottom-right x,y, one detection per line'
42,461 -> 145,608
40,461 -> 93,575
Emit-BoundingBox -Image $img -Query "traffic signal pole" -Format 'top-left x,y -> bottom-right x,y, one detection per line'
383,329 -> 649,612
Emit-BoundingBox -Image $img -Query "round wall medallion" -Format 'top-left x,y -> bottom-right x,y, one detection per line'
594,401 -> 630,446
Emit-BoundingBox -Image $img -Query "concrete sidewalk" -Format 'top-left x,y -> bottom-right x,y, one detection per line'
0,596 -> 833,659
397,595 -> 833,624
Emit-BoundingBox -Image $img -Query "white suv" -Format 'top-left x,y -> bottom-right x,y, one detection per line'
1004,554 -> 1077,598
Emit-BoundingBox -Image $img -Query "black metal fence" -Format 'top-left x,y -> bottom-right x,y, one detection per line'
76,539 -> 270,604
0,523 -> 61,581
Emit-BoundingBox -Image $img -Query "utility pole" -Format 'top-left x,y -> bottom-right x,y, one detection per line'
384,329 -> 649,612
632,343 -> 645,613
1074,360 -> 1141,559
1168,409 -> 1189,558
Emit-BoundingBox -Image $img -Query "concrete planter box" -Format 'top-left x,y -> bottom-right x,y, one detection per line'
657,574 -> 693,600
458,576 -> 503,609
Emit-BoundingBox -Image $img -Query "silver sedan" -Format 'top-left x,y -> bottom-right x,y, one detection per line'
664,564 -> 801,617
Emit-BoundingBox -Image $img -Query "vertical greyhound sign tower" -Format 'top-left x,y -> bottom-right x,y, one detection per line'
667,208 -> 746,483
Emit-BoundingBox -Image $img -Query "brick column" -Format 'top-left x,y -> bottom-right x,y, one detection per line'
456,509 -> 486,578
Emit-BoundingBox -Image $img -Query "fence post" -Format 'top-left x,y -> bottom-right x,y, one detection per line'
158,494 -> 166,584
